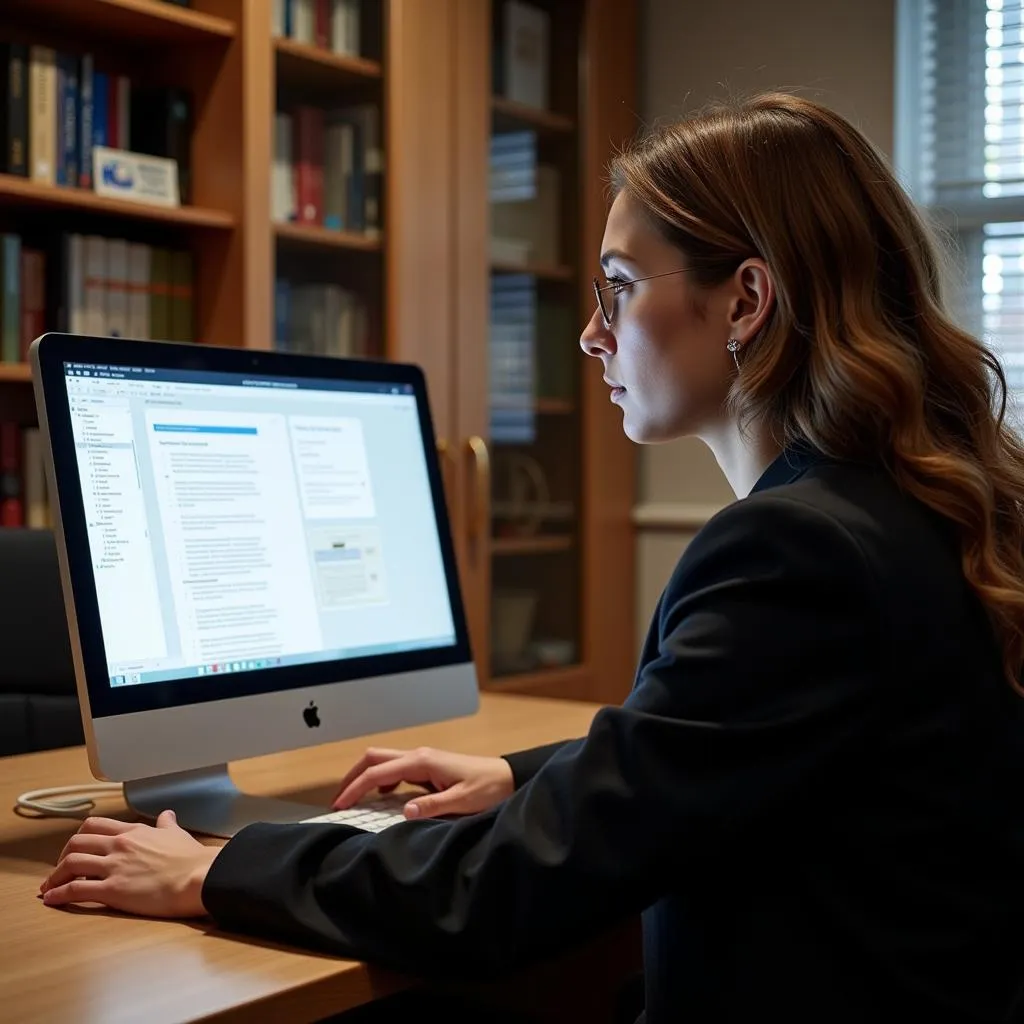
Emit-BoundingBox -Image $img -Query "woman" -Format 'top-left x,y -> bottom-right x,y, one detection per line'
40,93 -> 1024,1023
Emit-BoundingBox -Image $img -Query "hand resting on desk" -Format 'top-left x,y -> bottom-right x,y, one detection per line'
39,809 -> 217,918
331,746 -> 514,819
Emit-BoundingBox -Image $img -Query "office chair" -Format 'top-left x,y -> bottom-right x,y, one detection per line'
0,528 -> 82,756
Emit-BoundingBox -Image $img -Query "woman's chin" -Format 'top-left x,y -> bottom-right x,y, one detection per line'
621,411 -> 656,444
621,407 -> 687,445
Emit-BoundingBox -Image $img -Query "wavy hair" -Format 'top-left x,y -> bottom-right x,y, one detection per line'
612,92 -> 1024,688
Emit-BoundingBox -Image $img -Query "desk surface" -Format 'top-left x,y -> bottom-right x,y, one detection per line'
0,692 -> 602,1024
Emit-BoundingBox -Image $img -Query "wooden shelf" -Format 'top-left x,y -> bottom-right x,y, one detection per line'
275,39 -> 382,92
274,222 -> 382,253
0,364 -> 31,384
4,0 -> 236,44
492,96 -> 575,135
0,175 -> 235,230
535,397 -> 574,414
491,260 -> 574,282
491,535 -> 574,556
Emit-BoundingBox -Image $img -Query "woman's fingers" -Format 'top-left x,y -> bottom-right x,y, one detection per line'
55,830 -> 115,867
40,878 -> 109,908
41,852 -> 111,893
332,754 -> 432,809
332,748 -> 408,804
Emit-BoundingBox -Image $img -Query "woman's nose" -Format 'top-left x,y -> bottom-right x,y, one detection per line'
580,306 -> 615,357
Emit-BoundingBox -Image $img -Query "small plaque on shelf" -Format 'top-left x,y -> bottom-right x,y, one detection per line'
92,147 -> 180,208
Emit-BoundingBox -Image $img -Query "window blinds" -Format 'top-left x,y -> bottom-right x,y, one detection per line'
899,0 -> 1024,405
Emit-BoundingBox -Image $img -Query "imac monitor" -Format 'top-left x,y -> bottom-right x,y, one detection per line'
29,333 -> 479,836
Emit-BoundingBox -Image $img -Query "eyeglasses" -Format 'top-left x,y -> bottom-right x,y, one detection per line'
593,268 -> 693,328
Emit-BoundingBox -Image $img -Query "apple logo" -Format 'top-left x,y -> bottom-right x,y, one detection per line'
303,700 -> 321,728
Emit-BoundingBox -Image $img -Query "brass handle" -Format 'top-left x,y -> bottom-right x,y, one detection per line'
467,434 -> 490,544
436,437 -> 448,456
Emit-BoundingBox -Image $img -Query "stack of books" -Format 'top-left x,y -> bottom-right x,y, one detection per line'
274,280 -> 370,358
0,231 -> 194,365
490,274 -> 536,444
0,422 -> 48,529
273,0 -> 363,56
273,104 -> 382,237
0,45 -> 191,201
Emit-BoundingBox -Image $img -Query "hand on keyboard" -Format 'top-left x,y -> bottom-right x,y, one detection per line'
331,746 -> 515,820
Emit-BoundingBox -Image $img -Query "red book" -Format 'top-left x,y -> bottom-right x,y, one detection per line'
294,106 -> 324,225
0,422 -> 24,527
19,248 -> 45,360
315,0 -> 330,48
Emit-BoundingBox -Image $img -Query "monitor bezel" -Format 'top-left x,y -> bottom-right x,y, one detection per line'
31,332 -> 474,721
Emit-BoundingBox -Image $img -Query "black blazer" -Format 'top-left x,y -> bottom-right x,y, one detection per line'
202,447 -> 1024,1023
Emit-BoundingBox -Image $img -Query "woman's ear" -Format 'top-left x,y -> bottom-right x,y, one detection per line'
728,258 -> 775,343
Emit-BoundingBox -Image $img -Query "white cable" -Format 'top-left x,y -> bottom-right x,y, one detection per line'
14,783 -> 124,819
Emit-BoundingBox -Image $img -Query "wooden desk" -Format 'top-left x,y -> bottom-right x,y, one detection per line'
0,693 -> 639,1024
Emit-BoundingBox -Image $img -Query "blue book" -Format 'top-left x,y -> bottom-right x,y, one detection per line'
1,235 -> 20,363
79,54 -> 93,188
92,71 -> 108,150
58,53 -> 78,187
55,60 -> 65,185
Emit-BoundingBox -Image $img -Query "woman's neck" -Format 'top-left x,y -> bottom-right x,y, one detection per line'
701,423 -> 782,499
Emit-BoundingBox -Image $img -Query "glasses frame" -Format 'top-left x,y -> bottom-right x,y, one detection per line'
593,268 -> 692,328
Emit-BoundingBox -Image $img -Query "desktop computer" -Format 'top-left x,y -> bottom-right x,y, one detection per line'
27,332 -> 479,837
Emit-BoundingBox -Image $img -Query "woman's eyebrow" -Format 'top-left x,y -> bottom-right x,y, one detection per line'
600,249 -> 634,269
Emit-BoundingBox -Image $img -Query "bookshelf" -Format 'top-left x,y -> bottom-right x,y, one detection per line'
0,0 -> 637,706
492,536 -> 574,557
0,364 -> 31,383
5,0 -> 237,44
490,259 -> 574,281
0,173 -> 236,228
274,38 -> 381,88
491,95 -> 575,135
274,221 -> 381,253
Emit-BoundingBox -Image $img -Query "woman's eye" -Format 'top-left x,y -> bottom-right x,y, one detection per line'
607,276 -> 630,294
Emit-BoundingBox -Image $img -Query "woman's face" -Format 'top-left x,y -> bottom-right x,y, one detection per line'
580,190 -> 739,444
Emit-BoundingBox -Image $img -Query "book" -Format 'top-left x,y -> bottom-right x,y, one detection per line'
28,46 -> 56,184
130,87 -> 192,204
79,54 -> 94,188
56,52 -> 78,187
503,1 -> 549,110
273,112 -> 296,222
294,106 -> 325,224
0,43 -> 28,177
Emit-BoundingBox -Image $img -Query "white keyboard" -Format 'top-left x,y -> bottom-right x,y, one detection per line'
300,793 -> 410,833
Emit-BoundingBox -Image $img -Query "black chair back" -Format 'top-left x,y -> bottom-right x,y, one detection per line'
0,528 -> 82,756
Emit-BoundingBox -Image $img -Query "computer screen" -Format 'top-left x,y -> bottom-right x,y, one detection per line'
62,361 -> 457,691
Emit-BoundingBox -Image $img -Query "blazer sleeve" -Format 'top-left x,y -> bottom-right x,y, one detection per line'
502,740 -> 577,788
202,493 -> 884,978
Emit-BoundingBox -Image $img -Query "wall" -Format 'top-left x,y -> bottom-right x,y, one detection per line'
634,0 -> 897,644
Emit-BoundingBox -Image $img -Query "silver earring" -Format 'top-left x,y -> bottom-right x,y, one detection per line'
727,338 -> 741,370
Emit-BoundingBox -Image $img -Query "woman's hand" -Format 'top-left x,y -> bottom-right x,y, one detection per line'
40,810 -> 219,918
332,746 -> 515,819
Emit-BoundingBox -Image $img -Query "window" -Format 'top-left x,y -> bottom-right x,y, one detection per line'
897,0 -> 1024,401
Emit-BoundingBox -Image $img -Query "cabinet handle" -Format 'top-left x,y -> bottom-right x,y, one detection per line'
436,437 -> 448,457
467,435 -> 490,544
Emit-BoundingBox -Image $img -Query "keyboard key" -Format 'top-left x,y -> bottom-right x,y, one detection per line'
300,792 -> 410,833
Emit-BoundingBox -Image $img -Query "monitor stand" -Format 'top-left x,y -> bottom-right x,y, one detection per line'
124,764 -> 323,839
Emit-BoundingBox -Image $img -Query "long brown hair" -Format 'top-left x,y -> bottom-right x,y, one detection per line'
612,92 -> 1024,688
